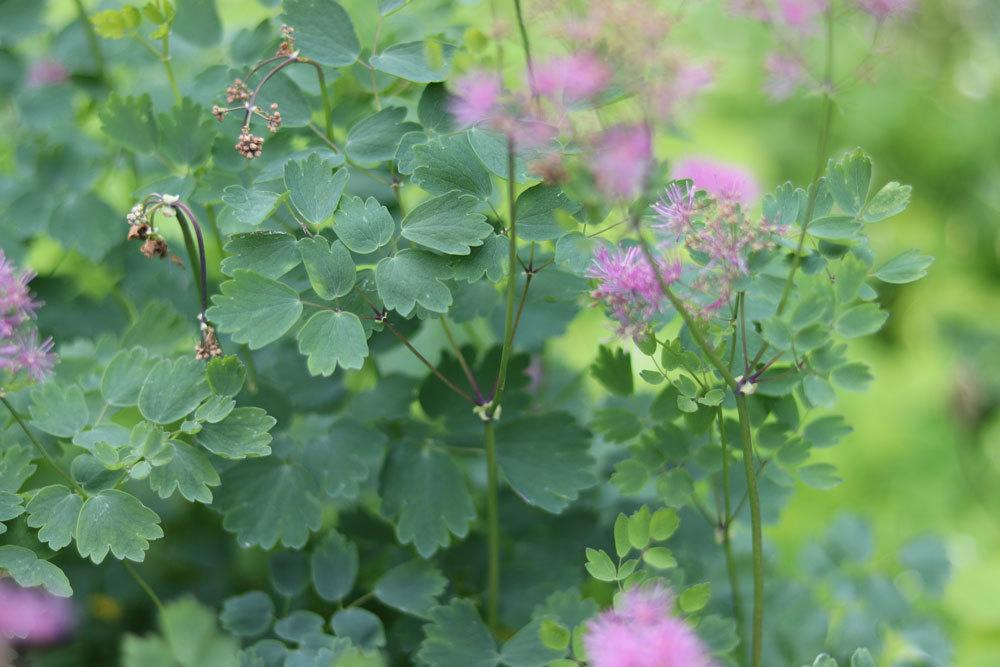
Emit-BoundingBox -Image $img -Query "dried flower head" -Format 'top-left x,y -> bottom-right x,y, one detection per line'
211,105 -> 227,122
226,78 -> 250,103
265,103 -> 282,133
235,129 -> 264,159
140,237 -> 170,259
277,24 -> 296,56
196,322 -> 223,360
583,584 -> 715,667
0,250 -> 55,383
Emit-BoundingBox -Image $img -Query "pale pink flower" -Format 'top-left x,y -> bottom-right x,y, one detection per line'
588,245 -> 679,335
449,72 -> 502,127
592,124 -> 653,199
764,52 -> 807,100
856,0 -> 913,19
673,157 -> 759,206
778,0 -> 827,32
0,250 -> 55,383
584,584 -> 715,667
0,580 -> 74,645
530,52 -> 612,104
26,59 -> 68,88
652,183 -> 698,238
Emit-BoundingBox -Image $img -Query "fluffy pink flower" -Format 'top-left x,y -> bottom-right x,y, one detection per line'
652,183 -> 698,238
764,53 -> 807,100
778,0 -> 827,32
856,0 -> 913,19
588,245 -> 679,335
673,158 -> 759,206
449,72 -> 502,127
531,52 -> 612,104
0,580 -> 74,645
0,250 -> 55,382
584,584 -> 715,667
592,125 -> 653,199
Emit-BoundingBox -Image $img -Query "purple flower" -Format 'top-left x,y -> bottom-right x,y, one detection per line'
588,245 -> 679,335
856,0 -> 913,19
530,52 -> 612,104
0,250 -> 55,383
777,0 -> 827,32
592,124 -> 653,199
652,183 -> 698,238
0,580 -> 74,645
583,584 -> 715,667
449,72 -> 503,127
673,157 -> 759,206
764,53 -> 807,100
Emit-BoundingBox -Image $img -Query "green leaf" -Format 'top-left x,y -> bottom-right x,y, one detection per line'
591,346 -> 633,396
0,446 -> 36,494
50,193 -> 121,262
311,530 -> 358,602
538,619 -> 571,652
375,249 -> 452,316
220,591 -> 274,637
401,191 -> 492,255
75,489 -> 164,563
285,154 -> 349,225
100,93 -> 158,153
331,608 -> 385,649
298,236 -> 355,299
850,648 -> 876,667
643,546 -> 677,569
158,97 -> 215,167
803,375 -> 836,408
30,381 -> 89,438
196,407 -> 275,459
160,597 -> 240,667
798,463 -> 843,489
296,311 -> 369,376
138,356 -> 211,424
812,655 -> 838,667
0,545 -> 72,597
374,560 -> 447,618
274,610 -> 325,643
862,181 -> 911,222
836,254 -> 870,303
831,362 -> 873,392
874,249 -> 933,284
835,303 -> 888,338
345,107 -> 420,165
412,133 -> 493,198
555,232 -> 610,276
221,186 -> 284,227
826,149 -> 871,216
679,583 -> 711,612
808,215 -> 862,241
173,0 -> 222,47
613,514 -> 631,558
92,9 -> 131,38
649,507 -> 680,541
269,550 -> 310,597
206,356 -> 246,397
591,407 -> 642,443
0,490 -> 23,534
148,440 -> 221,503
419,599 -> 499,667
282,0 -> 360,67
495,413 -> 595,514
382,445 -> 476,557
221,232 -> 301,279
760,318 -> 793,350
297,417 -> 388,500
584,548 -> 616,582
371,40 -> 457,83
208,270 -> 303,349
450,234 -> 507,283
697,614 -> 739,654
25,484 -> 83,550
516,185 -> 581,241
803,415 -> 852,447
334,196 -> 395,254
500,618 -> 565,667
418,82 -> 455,133
102,347 -> 154,407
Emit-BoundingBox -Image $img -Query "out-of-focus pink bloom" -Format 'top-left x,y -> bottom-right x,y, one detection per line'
856,0 -> 913,19
449,72 -> 502,127
0,250 -> 55,383
778,0 -> 827,31
729,0 -> 773,20
530,52 -> 612,104
584,584 -> 715,667
592,124 -> 652,199
652,183 -> 698,238
0,580 -> 74,645
673,157 -> 759,206
588,245 -> 679,335
764,52 -> 807,100
1,331 -> 57,382
25,59 -> 69,88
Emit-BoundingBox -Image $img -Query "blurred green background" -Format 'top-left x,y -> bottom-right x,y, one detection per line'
4,0 -> 1000,664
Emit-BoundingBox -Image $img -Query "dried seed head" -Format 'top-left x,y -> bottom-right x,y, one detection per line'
127,223 -> 151,241
235,129 -> 264,159
266,106 -> 282,133
140,237 -> 169,259
195,324 -> 223,360
226,78 -> 250,103
212,105 -> 227,121
277,24 -> 296,56
126,203 -> 148,226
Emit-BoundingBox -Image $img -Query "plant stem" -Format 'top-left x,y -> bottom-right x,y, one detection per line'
511,0 -> 534,76
71,0 -> 107,82
173,202 -> 210,317
0,396 -> 85,495
440,318 -> 484,403
718,408 -> 747,662
123,562 -> 165,614
301,58 -> 333,139
161,31 -> 182,104
736,395 -> 763,667
381,317 -> 474,404
483,420 -> 501,631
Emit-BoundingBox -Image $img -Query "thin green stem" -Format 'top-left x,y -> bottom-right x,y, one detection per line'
1,395 -> 84,495
736,395 -> 763,667
71,0 -> 107,81
483,420 -> 501,632
301,58 -> 333,139
511,0 -> 534,76
124,562 -> 165,614
161,31 -> 182,104
718,409 -> 747,662
440,318 -> 484,403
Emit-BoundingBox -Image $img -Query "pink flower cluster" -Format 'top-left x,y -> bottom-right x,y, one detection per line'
0,250 -> 55,382
583,584 -> 715,667
588,245 -> 680,336
856,0 -> 913,19
0,580 -> 74,645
